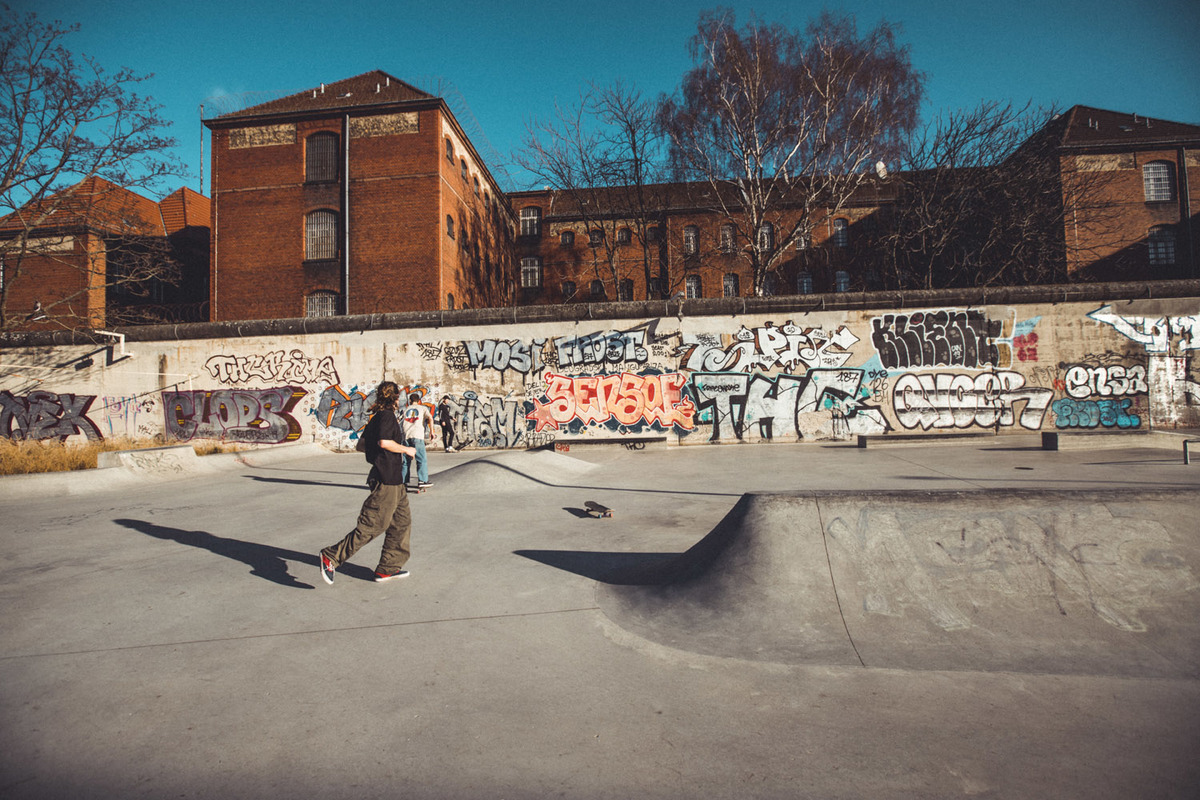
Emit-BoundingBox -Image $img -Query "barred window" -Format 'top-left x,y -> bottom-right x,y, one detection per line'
589,229 -> 604,247
723,273 -> 739,297
561,280 -> 577,299
560,230 -> 575,246
520,207 -> 541,237
1148,226 -> 1176,265
756,223 -> 774,252
306,133 -> 338,183
1143,161 -> 1176,202
832,218 -> 849,248
617,227 -> 632,245
460,158 -> 468,180
685,275 -> 702,299
306,291 -> 338,317
683,225 -> 699,255
834,270 -> 850,292
797,271 -> 813,295
446,214 -> 455,239
590,279 -> 606,299
618,279 -> 634,301
795,231 -> 810,250
305,210 -> 338,260
520,257 -> 542,288
720,224 -> 735,253
445,137 -> 454,161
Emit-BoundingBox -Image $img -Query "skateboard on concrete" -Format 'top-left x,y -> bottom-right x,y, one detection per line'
407,484 -> 428,494
584,500 -> 612,518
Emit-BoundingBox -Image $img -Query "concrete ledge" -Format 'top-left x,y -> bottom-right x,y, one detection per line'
1042,430 -> 1194,451
98,444 -> 199,472
551,436 -> 669,452
858,432 -> 998,448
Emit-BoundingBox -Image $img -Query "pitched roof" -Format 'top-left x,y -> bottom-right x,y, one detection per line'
0,177 -> 165,237
159,187 -> 211,234
1055,105 -> 1200,149
211,70 -> 434,121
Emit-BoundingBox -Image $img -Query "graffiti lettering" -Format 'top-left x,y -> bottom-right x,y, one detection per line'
163,387 -> 306,443
690,369 -> 888,442
1088,305 -> 1200,353
556,330 -> 648,367
464,339 -> 545,376
0,390 -> 102,441
446,391 -> 528,449
205,350 -> 339,386
872,310 -> 1004,369
677,322 -> 857,373
1063,364 -> 1148,399
1053,397 -> 1141,429
526,372 -> 696,433
892,371 -> 1052,431
315,385 -> 375,436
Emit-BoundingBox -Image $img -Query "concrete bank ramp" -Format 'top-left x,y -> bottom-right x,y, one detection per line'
597,489 -> 1200,677
434,450 -> 598,493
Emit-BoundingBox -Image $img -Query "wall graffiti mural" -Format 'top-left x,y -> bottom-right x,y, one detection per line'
677,322 -> 857,373
1088,305 -> 1200,353
204,349 -> 339,386
556,330 -> 649,368
690,368 -> 888,442
526,372 -> 696,433
96,395 -> 158,439
892,371 -> 1053,431
443,391 -> 547,449
871,310 -> 1007,370
464,339 -> 546,377
163,387 -> 307,443
1052,397 -> 1141,429
315,385 -> 375,437
1062,364 -> 1148,399
0,390 -> 102,441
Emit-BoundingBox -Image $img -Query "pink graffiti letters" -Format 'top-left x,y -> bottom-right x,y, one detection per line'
526,372 -> 696,432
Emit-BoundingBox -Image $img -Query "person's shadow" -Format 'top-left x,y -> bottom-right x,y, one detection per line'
114,518 -> 376,588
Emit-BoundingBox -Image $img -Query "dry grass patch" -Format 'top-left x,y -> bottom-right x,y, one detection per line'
0,438 -> 247,476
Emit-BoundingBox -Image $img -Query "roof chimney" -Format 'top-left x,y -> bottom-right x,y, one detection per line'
320,83 -> 325,94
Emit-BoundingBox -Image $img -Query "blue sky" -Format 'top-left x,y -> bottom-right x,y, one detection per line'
18,0 -> 1200,196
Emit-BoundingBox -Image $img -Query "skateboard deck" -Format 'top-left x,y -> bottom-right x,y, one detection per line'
584,500 -> 612,518
407,485 -> 427,493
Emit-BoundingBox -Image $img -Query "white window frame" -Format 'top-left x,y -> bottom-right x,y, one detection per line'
520,257 -> 542,289
832,218 -> 849,248
1143,161 -> 1175,202
685,275 -> 701,299
723,273 -> 739,298
683,225 -> 699,255
520,207 -> 541,237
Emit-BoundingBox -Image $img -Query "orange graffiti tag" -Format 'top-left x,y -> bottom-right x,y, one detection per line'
526,372 -> 697,432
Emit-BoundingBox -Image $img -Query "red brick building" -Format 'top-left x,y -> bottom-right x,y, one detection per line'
203,70 -> 515,322
1053,106 -> 1199,281
0,178 -> 209,331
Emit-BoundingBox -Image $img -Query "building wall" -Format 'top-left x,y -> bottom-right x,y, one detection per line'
1,232 -> 106,330
1065,148 -> 1200,280
3,294 -> 1197,448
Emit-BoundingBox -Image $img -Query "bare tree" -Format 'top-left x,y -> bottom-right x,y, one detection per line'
0,7 -> 182,330
876,102 -> 1120,289
516,81 -> 671,300
657,9 -> 924,295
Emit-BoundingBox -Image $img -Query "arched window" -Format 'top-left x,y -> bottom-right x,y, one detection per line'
560,230 -> 575,246
683,225 -> 699,255
520,207 -> 541,237
797,271 -> 814,295
305,210 -> 338,260
447,293 -> 455,310
618,279 -> 634,301
561,280 -> 577,299
445,215 -> 455,239
723,273 -> 740,298
520,257 -> 542,288
685,275 -> 702,298
720,224 -> 735,253
460,158 -> 468,180
305,291 -> 338,317
1143,161 -> 1176,202
832,218 -> 849,248
1148,226 -> 1176,265
756,223 -> 774,251
589,229 -> 604,247
306,133 -> 338,183
445,137 -> 454,162
590,279 -> 606,299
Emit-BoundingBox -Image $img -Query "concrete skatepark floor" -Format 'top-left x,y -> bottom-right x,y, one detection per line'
1,436 -> 1198,799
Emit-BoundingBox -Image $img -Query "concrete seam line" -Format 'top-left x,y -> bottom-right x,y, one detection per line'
816,497 -> 866,668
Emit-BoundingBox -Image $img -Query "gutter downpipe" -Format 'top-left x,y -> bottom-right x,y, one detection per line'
1179,146 -> 1194,279
343,113 -> 351,315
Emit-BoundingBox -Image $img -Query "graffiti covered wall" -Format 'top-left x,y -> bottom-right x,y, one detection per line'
2,297 -> 1197,448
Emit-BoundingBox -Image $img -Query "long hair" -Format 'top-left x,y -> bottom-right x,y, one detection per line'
369,381 -> 401,414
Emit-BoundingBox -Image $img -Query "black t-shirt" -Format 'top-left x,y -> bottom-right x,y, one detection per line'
364,409 -> 405,485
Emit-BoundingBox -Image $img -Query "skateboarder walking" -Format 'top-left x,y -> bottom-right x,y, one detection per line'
319,381 -> 417,584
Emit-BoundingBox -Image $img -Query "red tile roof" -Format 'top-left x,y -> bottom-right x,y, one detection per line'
210,70 -> 434,121
0,177 -> 166,236
159,187 -> 211,234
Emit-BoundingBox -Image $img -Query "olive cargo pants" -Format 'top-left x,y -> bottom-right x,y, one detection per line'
321,480 -> 411,576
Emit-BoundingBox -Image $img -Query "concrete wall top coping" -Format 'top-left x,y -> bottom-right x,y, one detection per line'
5,278 -> 1198,348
